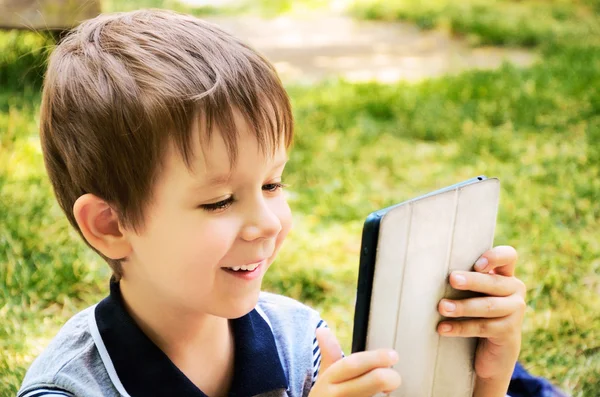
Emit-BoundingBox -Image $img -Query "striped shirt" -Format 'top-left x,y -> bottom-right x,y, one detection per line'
19,281 -> 328,397
19,388 -> 74,397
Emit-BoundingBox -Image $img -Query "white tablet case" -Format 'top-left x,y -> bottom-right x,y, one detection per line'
366,178 -> 500,397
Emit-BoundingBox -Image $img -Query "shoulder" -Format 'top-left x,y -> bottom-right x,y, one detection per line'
18,305 -> 116,397
256,292 -> 327,394
257,291 -> 323,331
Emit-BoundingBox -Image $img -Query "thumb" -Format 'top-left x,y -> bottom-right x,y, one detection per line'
316,327 -> 343,375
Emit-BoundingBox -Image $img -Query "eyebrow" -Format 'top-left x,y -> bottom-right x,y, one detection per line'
193,157 -> 289,190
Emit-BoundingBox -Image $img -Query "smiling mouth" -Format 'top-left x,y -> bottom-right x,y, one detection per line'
223,259 -> 266,272
224,262 -> 261,272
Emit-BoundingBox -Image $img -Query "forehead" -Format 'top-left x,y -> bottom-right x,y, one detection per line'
162,109 -> 288,186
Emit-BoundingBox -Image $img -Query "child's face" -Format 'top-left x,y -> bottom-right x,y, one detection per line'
122,112 -> 292,319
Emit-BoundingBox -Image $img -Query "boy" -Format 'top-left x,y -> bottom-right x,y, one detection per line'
19,9 -> 526,397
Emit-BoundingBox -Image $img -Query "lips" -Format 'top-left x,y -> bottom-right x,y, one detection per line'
223,258 -> 266,271
226,262 -> 260,272
222,259 -> 266,280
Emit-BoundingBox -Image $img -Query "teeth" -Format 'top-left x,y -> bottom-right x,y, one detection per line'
227,262 -> 260,272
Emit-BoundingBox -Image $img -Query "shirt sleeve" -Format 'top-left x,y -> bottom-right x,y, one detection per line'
311,319 -> 345,388
18,386 -> 75,397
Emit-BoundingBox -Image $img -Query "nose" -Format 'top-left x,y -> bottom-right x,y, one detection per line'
240,195 -> 282,241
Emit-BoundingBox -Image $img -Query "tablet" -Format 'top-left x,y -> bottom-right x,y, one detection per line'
351,176 -> 500,397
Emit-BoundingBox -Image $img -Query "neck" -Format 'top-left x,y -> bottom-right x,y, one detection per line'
120,277 -> 229,352
118,277 -> 235,395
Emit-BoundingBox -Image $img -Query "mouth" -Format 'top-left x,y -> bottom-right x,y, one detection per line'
224,261 -> 262,272
222,259 -> 267,279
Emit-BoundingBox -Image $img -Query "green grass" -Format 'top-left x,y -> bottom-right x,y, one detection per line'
349,0 -> 600,47
1,1 -> 600,396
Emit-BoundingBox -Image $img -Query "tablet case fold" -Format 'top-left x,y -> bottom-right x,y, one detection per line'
356,177 -> 500,397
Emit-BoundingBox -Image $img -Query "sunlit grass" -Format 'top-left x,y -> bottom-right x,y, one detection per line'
349,0 -> 600,47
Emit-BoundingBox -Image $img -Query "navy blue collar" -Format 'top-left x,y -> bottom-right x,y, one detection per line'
93,280 -> 288,396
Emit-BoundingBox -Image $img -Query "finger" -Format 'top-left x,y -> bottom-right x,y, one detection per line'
316,327 -> 343,375
438,316 -> 520,339
439,294 -> 526,319
333,367 -> 402,397
449,271 -> 525,297
326,349 -> 399,384
474,246 -> 518,276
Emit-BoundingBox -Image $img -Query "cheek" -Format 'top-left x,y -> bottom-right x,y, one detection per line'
273,198 -> 292,252
141,213 -> 237,270
178,218 -> 238,264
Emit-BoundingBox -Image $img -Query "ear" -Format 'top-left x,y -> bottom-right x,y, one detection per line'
73,194 -> 132,260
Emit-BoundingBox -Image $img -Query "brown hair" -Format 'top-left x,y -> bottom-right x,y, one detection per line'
39,9 -> 294,279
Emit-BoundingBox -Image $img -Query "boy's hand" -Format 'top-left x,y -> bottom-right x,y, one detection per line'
309,327 -> 402,397
437,245 -> 526,394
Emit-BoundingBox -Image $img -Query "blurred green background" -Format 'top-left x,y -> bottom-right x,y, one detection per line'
1,0 -> 599,396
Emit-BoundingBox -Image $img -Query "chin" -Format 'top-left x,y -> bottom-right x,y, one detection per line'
224,289 -> 261,319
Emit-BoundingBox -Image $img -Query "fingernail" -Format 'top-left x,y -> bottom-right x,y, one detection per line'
475,257 -> 488,270
440,324 -> 453,333
389,350 -> 399,361
442,300 -> 456,312
453,273 -> 466,286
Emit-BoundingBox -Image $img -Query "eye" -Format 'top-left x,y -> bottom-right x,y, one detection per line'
200,196 -> 234,212
263,182 -> 288,192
